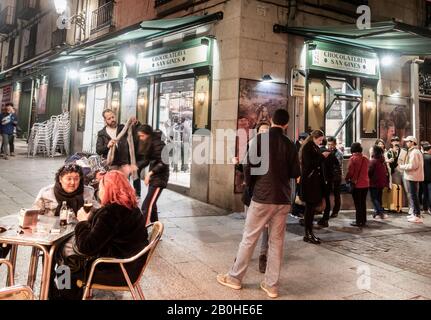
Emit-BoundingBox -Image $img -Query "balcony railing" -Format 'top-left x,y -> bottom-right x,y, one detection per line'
51,28 -> 67,48
16,0 -> 39,20
91,1 -> 114,34
0,6 -> 16,34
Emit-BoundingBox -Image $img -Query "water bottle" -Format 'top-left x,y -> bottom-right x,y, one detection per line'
59,201 -> 68,227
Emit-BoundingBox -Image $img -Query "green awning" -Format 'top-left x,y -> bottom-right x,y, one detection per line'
48,12 -> 223,64
274,20 -> 431,55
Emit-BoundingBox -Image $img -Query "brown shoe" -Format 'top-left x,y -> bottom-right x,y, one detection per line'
260,281 -> 278,298
259,254 -> 267,273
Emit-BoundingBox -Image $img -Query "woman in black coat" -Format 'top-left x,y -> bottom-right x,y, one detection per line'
299,130 -> 330,244
52,170 -> 149,300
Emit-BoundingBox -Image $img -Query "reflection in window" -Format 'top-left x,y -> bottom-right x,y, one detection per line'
361,86 -> 377,137
137,85 -> 148,124
307,79 -> 324,131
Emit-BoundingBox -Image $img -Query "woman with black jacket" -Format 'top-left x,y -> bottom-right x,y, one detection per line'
136,124 -> 170,225
51,170 -> 149,300
299,130 -> 330,244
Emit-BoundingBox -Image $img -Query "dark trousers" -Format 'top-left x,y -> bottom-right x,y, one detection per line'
323,180 -> 341,220
407,180 -> 421,216
369,187 -> 384,216
423,181 -> 431,211
141,185 -> 163,225
304,202 -> 318,233
132,167 -> 143,197
352,187 -> 368,225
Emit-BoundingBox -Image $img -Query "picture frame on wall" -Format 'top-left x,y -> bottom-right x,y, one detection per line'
234,78 -> 288,194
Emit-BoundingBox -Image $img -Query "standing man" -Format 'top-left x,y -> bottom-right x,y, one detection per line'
216,109 -> 300,299
135,124 -> 169,225
398,136 -> 424,223
96,109 -> 133,175
0,103 -> 18,160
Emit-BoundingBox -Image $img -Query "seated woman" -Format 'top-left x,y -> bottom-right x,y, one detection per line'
33,164 -> 99,215
52,170 -> 149,300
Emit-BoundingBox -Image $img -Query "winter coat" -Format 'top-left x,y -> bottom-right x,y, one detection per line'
136,130 -> 169,188
345,153 -> 369,189
368,156 -> 389,189
300,141 -> 326,204
96,124 -> 130,166
74,203 -> 149,281
0,112 -> 18,135
33,184 -> 100,216
244,127 -> 300,205
398,147 -> 424,182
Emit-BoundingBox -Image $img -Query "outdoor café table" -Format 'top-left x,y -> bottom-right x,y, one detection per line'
0,214 -> 75,300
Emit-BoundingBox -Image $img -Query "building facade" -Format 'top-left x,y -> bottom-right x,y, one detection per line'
1,0 -> 431,212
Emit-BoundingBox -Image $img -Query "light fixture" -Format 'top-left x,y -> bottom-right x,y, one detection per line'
381,55 -> 394,66
197,92 -> 206,105
125,53 -> 137,66
67,69 -> 79,79
54,0 -> 67,14
312,95 -> 321,107
262,74 -> 273,82
138,96 -> 146,107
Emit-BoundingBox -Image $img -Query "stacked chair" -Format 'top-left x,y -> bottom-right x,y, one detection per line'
28,112 -> 71,158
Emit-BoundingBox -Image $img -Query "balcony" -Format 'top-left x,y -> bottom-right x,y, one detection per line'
155,0 -> 193,17
16,0 -> 40,20
0,6 -> 16,35
51,28 -> 67,48
91,1 -> 114,34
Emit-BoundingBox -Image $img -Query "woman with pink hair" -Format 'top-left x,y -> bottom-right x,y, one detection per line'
51,170 -> 149,300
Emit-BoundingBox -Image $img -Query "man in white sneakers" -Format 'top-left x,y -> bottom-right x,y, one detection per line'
398,136 -> 424,223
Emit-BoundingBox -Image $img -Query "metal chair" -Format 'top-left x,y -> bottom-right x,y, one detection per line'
80,221 -> 164,300
0,259 -> 34,300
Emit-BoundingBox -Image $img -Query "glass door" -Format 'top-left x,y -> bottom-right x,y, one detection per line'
158,78 -> 194,188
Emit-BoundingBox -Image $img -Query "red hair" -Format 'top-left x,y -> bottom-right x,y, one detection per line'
99,170 -> 138,210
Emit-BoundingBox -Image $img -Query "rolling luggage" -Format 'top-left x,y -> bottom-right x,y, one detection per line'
382,184 -> 403,212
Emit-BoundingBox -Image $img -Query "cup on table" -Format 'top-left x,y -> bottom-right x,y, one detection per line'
83,201 -> 93,214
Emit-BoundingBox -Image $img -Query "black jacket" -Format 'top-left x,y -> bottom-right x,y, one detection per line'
300,141 -> 326,204
136,131 -> 170,188
320,146 -> 341,183
244,127 -> 300,205
96,125 -> 130,166
424,153 -> 431,182
74,203 -> 149,280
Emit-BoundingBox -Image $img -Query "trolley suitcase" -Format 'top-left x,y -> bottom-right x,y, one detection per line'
382,184 -> 403,212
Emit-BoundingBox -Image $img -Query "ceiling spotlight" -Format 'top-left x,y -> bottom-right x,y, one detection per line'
262,74 -> 273,82
125,53 -> 137,66
381,55 -> 394,66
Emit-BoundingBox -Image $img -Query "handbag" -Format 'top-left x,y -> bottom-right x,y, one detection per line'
57,236 -> 95,274
346,157 -> 365,194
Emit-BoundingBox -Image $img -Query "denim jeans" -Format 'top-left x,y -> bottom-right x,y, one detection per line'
1,134 -> 10,155
423,182 -> 431,211
407,180 -> 421,216
369,187 -> 384,216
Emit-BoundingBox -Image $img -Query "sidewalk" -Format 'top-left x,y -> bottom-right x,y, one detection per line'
0,139 -> 430,300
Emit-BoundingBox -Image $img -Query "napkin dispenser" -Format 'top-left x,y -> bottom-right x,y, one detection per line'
18,209 -> 39,229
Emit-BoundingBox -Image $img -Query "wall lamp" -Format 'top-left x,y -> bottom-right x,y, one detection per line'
312,95 -> 321,107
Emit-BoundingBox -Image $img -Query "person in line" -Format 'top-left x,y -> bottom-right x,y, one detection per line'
291,132 -> 309,219
387,136 -> 402,184
299,130 -> 330,243
368,145 -> 389,219
318,137 -> 342,227
398,136 -> 424,223
216,109 -> 300,299
135,124 -> 169,226
0,103 -> 18,160
33,164 -> 99,216
346,142 -> 370,227
51,170 -> 149,300
422,143 -> 431,215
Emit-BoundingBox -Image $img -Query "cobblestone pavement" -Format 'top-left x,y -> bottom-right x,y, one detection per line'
0,140 -> 431,300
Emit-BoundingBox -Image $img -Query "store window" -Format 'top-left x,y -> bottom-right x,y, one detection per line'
110,82 -> 121,120
158,77 -> 194,188
136,81 -> 149,125
361,85 -> 377,138
77,89 -> 87,132
193,74 -> 211,131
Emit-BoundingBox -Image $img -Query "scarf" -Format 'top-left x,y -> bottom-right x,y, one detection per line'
106,117 -> 138,179
54,181 -> 85,216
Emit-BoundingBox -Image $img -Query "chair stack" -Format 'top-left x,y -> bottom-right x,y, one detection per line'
27,112 -> 71,158
51,112 -> 71,157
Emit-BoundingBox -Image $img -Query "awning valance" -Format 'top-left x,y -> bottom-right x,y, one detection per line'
274,20 -> 431,56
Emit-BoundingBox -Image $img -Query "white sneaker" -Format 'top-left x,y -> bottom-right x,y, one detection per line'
373,215 -> 382,220
382,214 -> 389,219
427,209 -> 431,216
407,216 -> 423,223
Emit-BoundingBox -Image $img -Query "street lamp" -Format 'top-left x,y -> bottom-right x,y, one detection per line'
54,0 -> 67,15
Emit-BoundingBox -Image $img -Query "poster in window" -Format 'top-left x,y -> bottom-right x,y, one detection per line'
379,96 -> 412,147
234,79 -> 288,193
